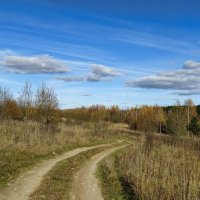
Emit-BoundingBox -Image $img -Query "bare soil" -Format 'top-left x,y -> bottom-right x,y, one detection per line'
70,145 -> 127,200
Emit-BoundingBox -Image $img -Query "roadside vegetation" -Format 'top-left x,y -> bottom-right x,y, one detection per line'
98,134 -> 200,200
0,120 -> 125,188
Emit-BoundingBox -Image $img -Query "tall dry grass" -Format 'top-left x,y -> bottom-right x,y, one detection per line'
0,120 -> 122,188
0,120 -> 118,153
102,134 -> 200,200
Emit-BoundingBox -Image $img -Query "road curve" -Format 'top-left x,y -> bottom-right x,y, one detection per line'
0,144 -> 111,200
70,145 -> 127,200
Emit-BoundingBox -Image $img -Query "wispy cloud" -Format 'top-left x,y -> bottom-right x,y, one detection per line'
113,29 -> 197,55
81,94 -> 92,97
172,90 -> 200,96
1,10 -> 198,61
56,76 -> 84,82
126,60 -> 200,96
0,31 -> 114,62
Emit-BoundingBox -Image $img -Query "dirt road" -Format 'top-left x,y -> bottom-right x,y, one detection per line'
0,144 -> 111,200
70,145 -> 127,200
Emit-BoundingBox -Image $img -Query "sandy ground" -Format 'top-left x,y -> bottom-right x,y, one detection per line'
70,145 -> 127,200
0,144 -> 110,200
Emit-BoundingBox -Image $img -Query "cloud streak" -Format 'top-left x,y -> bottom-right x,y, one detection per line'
126,60 -> 200,96
114,30 -> 197,55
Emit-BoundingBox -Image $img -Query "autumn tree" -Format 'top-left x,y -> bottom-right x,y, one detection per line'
35,84 -> 59,133
127,105 -> 165,134
4,100 -> 21,120
137,106 -> 159,132
165,101 -> 188,136
154,106 -> 166,134
127,107 -> 138,130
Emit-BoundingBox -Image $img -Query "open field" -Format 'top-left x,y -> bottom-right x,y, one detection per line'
0,120 -> 128,189
1,118 -> 200,200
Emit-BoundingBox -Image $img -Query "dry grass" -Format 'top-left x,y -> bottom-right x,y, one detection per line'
0,120 -> 120,152
0,120 -> 124,188
99,134 -> 200,200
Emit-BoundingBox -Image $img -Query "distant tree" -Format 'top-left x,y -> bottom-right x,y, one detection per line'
166,101 -> 188,136
196,105 -> 200,116
35,84 -> 59,133
0,87 -> 13,120
18,81 -> 33,121
108,105 -> 121,123
154,106 -> 166,134
127,107 -> 138,130
184,99 -> 197,127
188,117 -> 200,136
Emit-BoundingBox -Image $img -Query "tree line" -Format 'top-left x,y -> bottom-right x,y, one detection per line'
63,100 -> 200,136
1,82 -> 200,136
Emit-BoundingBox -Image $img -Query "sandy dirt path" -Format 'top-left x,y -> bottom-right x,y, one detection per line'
70,144 -> 127,200
0,144 -> 111,200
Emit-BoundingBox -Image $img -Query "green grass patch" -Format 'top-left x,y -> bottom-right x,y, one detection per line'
0,149 -> 48,188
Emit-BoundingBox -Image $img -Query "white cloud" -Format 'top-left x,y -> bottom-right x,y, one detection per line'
1,54 -> 69,74
57,64 -> 122,83
91,64 -> 122,77
126,60 -> 200,96
183,60 -> 200,69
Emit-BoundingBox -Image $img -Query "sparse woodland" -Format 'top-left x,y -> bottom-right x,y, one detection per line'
1,82 -> 200,199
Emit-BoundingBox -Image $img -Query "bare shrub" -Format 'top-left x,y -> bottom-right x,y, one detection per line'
18,81 -> 33,121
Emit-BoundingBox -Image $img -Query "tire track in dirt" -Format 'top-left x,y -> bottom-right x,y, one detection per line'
70,144 -> 127,200
0,144 -> 112,200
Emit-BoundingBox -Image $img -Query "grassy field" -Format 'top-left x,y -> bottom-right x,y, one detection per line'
98,134 -> 200,200
0,120 -> 128,188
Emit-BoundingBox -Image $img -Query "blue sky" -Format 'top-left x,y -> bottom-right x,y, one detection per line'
0,0 -> 200,108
